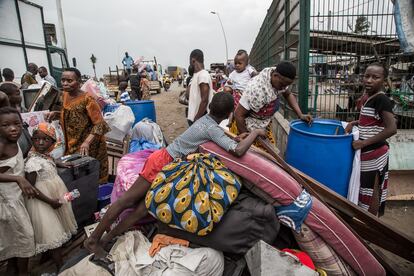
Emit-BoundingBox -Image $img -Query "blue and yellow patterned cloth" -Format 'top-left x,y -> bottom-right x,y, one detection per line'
145,153 -> 242,236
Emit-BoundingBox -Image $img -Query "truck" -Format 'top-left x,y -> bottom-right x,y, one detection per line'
0,0 -> 70,88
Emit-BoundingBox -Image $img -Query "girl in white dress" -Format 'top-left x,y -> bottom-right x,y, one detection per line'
0,107 -> 35,276
25,122 -> 77,269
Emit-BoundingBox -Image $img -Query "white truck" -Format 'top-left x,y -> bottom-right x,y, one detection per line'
0,0 -> 69,87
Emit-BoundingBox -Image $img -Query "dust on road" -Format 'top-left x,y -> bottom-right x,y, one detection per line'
151,82 -> 188,144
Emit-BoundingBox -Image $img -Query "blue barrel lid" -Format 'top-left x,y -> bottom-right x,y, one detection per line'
290,119 -> 352,139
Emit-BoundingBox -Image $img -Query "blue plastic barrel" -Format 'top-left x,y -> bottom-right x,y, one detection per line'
98,183 -> 113,210
103,103 -> 120,114
124,100 -> 156,126
285,119 -> 354,197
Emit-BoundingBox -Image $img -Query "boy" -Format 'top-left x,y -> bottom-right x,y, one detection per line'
118,81 -> 130,102
187,49 -> 214,126
84,92 -> 266,256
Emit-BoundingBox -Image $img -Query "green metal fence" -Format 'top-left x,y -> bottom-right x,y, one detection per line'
250,0 -> 414,129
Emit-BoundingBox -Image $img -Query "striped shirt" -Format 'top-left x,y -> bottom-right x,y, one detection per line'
358,92 -> 393,152
166,114 -> 238,159
119,91 -> 131,102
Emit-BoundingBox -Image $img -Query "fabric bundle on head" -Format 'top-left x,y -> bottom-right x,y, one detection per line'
34,122 -> 57,141
276,61 -> 296,80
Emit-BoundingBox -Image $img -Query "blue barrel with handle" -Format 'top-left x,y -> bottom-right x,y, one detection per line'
124,100 -> 156,126
285,119 -> 354,197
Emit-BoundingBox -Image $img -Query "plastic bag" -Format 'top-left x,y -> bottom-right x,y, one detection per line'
104,105 -> 135,141
179,90 -> 189,105
131,118 -> 165,147
49,120 -> 66,159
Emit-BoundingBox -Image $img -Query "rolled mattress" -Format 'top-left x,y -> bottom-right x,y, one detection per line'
200,142 -> 385,276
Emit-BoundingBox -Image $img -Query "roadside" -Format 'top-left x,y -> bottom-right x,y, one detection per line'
151,82 -> 188,144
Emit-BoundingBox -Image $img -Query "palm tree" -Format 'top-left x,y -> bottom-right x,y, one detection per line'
90,54 -> 97,79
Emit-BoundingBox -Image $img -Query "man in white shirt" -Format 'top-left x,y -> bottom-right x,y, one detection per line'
38,66 -> 57,87
187,49 -> 214,126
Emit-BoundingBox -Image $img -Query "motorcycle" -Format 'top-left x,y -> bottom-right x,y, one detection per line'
163,78 -> 171,91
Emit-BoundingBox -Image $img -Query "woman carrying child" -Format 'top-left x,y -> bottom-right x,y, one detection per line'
25,122 -> 78,268
345,63 -> 397,216
0,107 -> 36,275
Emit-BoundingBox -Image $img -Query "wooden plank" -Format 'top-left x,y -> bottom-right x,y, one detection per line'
254,138 -> 407,273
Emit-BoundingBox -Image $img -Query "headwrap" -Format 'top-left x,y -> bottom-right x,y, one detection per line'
32,122 -> 57,154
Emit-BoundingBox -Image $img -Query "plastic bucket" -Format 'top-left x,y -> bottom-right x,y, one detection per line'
98,183 -> 113,210
285,119 -> 354,197
125,100 -> 156,126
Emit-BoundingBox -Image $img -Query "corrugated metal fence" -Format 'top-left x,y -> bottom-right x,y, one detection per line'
250,0 -> 414,129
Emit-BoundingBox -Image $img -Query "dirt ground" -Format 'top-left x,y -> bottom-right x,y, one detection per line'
151,82 -> 188,144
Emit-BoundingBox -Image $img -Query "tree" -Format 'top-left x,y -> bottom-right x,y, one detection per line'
90,54 -> 97,79
354,16 -> 371,34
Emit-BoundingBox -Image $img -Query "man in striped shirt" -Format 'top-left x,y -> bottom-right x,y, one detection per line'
85,92 -> 266,255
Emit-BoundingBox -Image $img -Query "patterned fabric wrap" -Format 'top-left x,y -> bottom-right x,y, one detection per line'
275,189 -> 312,233
145,153 -> 242,236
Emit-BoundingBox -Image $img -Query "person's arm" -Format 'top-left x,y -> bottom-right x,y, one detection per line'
345,120 -> 359,134
234,104 -> 249,134
283,91 -> 313,123
193,83 -> 210,122
0,169 -> 38,197
231,129 -> 266,156
352,111 -> 397,150
25,171 -> 62,208
82,98 -> 110,155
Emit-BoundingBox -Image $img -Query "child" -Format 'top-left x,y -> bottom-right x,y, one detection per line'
0,82 -> 25,112
345,63 -> 397,216
224,49 -> 257,107
24,122 -> 78,268
0,107 -> 36,275
118,81 -> 130,102
84,92 -> 266,256
140,71 -> 151,100
224,50 -> 257,124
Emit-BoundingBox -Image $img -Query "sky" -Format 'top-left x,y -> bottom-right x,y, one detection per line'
31,0 -> 273,77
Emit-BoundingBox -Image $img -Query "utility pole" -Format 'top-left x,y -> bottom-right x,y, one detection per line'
211,11 -> 228,64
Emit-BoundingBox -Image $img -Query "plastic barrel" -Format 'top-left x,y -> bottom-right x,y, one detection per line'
97,183 -> 113,210
285,119 -> 354,197
124,100 -> 156,126
103,103 -> 120,114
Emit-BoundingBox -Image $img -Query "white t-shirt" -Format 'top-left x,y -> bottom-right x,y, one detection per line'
226,65 -> 256,91
187,69 -> 214,122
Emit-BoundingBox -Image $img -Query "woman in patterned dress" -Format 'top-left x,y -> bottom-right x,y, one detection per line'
47,68 -> 110,183
232,61 -> 312,149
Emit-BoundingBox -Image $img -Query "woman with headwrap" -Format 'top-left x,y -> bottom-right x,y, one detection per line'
232,61 -> 312,149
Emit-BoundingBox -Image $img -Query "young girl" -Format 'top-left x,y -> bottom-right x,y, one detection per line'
0,107 -> 35,276
345,63 -> 397,216
25,122 -> 77,268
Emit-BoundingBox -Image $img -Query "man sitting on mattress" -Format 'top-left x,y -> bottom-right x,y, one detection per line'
84,92 -> 266,256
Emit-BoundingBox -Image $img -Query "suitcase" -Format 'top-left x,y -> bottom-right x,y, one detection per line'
57,155 -> 100,227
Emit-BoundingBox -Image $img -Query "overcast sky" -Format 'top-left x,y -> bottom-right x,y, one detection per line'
31,0 -> 272,77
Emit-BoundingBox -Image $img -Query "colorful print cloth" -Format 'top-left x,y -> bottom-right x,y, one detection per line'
275,189 -> 312,233
145,153 -> 242,236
